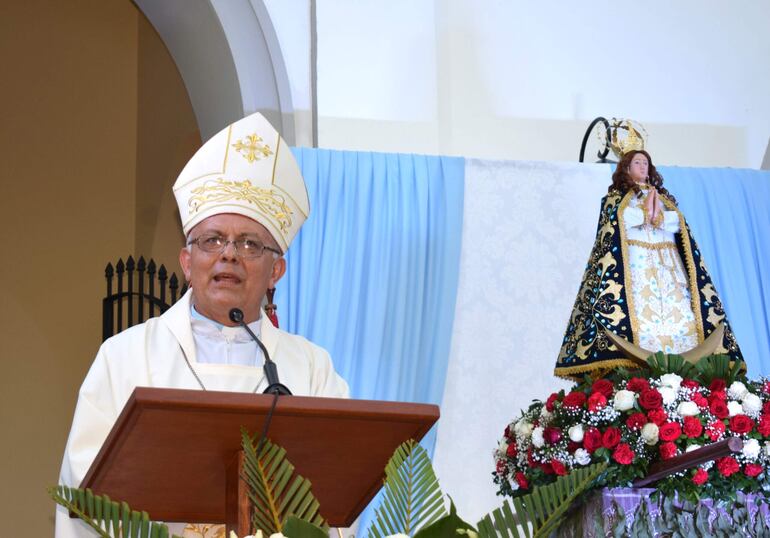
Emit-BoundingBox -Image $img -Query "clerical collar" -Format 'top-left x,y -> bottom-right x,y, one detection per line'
190,305 -> 261,338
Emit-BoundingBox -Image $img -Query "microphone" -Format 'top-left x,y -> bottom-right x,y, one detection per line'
229,308 -> 292,395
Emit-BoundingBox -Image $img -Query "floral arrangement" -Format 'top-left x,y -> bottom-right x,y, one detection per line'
494,354 -> 770,503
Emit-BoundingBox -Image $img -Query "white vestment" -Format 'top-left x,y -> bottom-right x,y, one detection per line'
56,290 -> 349,538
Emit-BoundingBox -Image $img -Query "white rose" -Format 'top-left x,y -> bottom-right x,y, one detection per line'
742,439 -> 761,460
677,401 -> 700,417
568,424 -> 585,443
641,423 -> 659,445
728,381 -> 749,400
764,441 -> 770,457
728,401 -> 744,417
531,426 -> 545,448
574,448 -> 591,466
659,373 -> 683,390
742,393 -> 763,416
613,390 -> 636,411
514,419 -> 533,438
659,387 -> 677,406
685,444 -> 702,453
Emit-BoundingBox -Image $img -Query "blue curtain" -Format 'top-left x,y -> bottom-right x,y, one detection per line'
275,148 -> 464,532
662,166 -> 770,375
278,147 -> 465,409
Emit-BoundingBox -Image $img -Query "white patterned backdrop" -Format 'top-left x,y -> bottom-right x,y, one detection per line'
432,159 -> 615,522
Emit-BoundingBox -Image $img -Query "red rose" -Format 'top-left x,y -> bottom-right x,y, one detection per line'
682,379 -> 701,390
627,377 -> 650,392
563,391 -> 587,409
612,443 -> 635,465
709,379 -> 727,392
504,425 -> 512,439
763,381 -> 770,394
709,390 -> 727,403
626,412 -> 648,431
729,415 -> 755,434
659,422 -> 683,442
546,392 -> 560,412
763,401 -> 770,415
759,415 -> 770,437
647,408 -> 668,426
540,462 -> 554,475
709,399 -> 729,419
506,442 -> 518,458
717,456 -> 740,477
683,416 -> 703,438
691,393 -> 708,408
496,459 -> 506,474
527,449 -> 537,466
591,379 -> 614,398
745,463 -> 763,477
692,468 -> 708,485
639,388 -> 663,410
707,420 -> 726,441
567,441 -> 580,453
543,426 -> 562,445
660,442 -> 677,460
551,459 -> 568,476
515,471 -> 529,489
583,427 -> 603,453
602,427 -> 621,449
587,391 -> 608,412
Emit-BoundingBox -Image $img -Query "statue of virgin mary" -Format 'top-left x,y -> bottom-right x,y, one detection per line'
554,147 -> 744,380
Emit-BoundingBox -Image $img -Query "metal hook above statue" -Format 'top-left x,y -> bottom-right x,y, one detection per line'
579,117 -> 648,163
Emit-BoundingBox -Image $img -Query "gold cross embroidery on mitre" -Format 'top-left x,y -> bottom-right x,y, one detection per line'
231,133 -> 274,163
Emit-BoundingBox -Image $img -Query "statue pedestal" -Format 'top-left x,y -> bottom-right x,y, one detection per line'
558,487 -> 770,537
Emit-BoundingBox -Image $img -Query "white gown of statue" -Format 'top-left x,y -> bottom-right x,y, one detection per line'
623,188 -> 699,354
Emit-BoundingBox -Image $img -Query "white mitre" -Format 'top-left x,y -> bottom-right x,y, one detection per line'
173,112 -> 309,253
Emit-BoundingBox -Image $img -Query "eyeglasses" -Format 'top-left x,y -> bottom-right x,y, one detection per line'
188,234 -> 282,259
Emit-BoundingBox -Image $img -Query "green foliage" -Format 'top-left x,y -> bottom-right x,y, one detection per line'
695,354 -> 744,386
240,429 -> 327,536
645,351 -> 697,379
367,439 -> 448,538
282,515 -> 328,538
48,485 -> 180,538
477,461 -> 609,538
413,498 -> 475,538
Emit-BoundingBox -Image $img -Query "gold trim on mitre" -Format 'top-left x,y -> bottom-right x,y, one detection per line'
188,178 -> 293,233
172,112 -> 309,252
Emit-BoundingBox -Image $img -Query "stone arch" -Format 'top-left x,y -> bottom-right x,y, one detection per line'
134,0 -> 295,143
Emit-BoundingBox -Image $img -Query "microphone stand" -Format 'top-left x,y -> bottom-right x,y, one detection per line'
228,308 -> 292,396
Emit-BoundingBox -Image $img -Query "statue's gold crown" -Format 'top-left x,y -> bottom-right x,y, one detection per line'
607,118 -> 647,158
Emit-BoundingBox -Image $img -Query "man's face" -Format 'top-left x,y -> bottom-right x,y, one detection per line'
179,213 -> 286,325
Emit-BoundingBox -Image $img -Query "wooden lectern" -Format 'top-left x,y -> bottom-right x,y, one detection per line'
80,387 -> 440,536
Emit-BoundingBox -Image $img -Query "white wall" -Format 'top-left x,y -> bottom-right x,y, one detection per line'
314,0 -> 770,168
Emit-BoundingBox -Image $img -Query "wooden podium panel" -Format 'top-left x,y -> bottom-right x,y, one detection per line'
81,388 -> 439,527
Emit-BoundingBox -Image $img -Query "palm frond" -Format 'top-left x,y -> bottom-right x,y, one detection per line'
240,429 -> 327,536
645,352 -> 697,379
48,485 -> 180,538
477,461 -> 608,538
367,439 -> 448,538
695,354 -> 743,385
